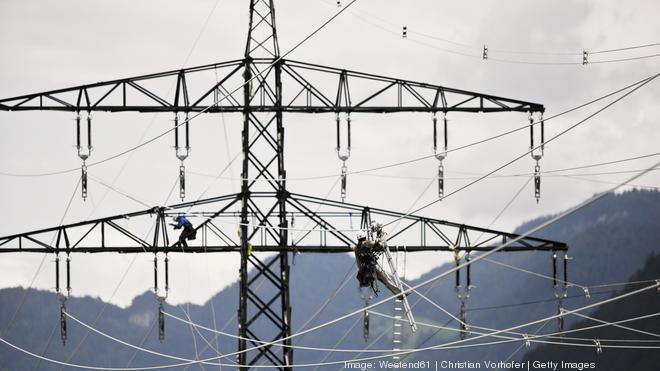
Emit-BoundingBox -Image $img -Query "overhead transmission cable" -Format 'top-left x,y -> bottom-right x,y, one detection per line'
152,157 -> 660,366
0,41 -> 652,182
179,74 -> 660,184
397,279 -> 660,343
1,158 -> 658,365
32,3 -> 361,368
139,72 -> 660,235
56,175 -> 180,370
322,0 -> 660,65
6,280 -> 659,370
382,72 -> 660,231
1,177 -> 81,340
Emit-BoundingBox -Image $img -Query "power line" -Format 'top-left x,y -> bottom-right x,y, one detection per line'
3,283 -> 658,369
1,183 -> 657,366
1,177 -> 81,339
397,279 -> 660,344
370,310 -> 660,346
570,311 -> 660,339
160,158 -> 660,365
0,0 -> 359,180
0,43 -> 652,183
56,175 -> 180,370
326,0 -> 660,65
383,72 -> 660,230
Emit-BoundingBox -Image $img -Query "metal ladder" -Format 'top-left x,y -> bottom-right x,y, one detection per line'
383,244 -> 417,333
391,246 -> 404,361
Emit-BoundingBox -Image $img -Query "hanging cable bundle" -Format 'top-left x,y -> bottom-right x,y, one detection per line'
529,111 -> 545,203
433,112 -> 448,199
174,112 -> 191,201
75,112 -> 93,201
335,112 -> 351,202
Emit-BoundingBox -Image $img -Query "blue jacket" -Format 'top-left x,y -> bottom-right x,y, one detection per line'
174,216 -> 193,229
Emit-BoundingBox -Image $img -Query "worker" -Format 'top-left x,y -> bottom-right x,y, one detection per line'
354,232 -> 404,299
170,215 -> 196,248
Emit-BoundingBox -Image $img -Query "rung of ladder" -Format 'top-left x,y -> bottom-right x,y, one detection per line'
383,245 -> 417,332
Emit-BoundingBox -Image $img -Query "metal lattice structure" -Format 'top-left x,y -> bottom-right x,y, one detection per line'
0,1 -> 566,370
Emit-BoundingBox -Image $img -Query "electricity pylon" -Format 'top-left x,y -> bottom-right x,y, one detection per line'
0,1 -> 566,370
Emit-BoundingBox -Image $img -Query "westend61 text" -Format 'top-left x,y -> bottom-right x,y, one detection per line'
345,360 -> 431,370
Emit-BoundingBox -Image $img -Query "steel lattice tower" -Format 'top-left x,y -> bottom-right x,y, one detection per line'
0,1 -> 567,370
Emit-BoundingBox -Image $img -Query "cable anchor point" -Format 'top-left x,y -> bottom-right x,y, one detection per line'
174,112 -> 190,201
433,112 -> 448,199
529,112 -> 544,203
75,112 -> 92,201
336,112 -> 351,201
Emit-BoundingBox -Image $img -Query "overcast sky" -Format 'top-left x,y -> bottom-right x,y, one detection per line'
1,0 -> 659,308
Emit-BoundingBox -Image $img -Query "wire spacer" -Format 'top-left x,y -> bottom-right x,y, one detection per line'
594,339 -> 602,354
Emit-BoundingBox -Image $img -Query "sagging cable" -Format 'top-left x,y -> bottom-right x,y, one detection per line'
76,112 -> 93,201
433,112 -> 448,199
174,112 -> 191,201
529,112 -> 545,203
336,112 -> 351,202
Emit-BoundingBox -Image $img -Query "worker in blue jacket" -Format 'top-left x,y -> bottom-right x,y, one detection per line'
170,215 -> 196,248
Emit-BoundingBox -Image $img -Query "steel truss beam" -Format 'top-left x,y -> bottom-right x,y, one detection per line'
0,192 -> 566,254
0,58 -> 544,114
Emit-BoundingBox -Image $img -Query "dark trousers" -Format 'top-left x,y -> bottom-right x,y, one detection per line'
178,226 -> 195,248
